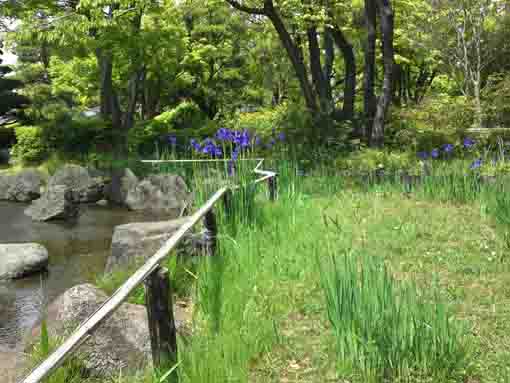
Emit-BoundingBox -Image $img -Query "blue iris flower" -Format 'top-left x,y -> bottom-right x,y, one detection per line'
463,138 -> 475,149
239,130 -> 250,148
216,128 -> 232,142
442,143 -> 454,153
167,135 -> 177,145
470,158 -> 482,169
417,151 -> 429,160
232,147 -> 240,161
202,138 -> 222,157
254,136 -> 261,146
431,148 -> 439,159
214,146 -> 223,157
190,139 -> 201,152
278,132 -> 285,142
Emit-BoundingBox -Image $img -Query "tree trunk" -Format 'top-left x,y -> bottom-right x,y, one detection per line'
307,25 -> 329,113
330,27 -> 356,122
266,5 -> 318,113
323,28 -> 335,102
371,0 -> 394,147
97,49 -> 122,128
473,79 -> 483,129
363,0 -> 377,141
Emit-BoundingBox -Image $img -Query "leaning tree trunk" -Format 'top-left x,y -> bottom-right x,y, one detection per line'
266,5 -> 318,114
371,0 -> 394,147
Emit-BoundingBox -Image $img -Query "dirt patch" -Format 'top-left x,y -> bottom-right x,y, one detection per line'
0,348 -> 26,383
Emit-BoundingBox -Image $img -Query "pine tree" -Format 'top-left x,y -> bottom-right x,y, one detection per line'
0,41 -> 29,116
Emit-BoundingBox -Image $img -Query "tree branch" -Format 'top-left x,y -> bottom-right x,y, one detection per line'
225,0 -> 267,15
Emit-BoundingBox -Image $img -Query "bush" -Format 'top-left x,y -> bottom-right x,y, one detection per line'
42,116 -> 113,157
233,108 -> 278,134
128,101 -> 215,155
388,94 -> 473,151
336,148 -> 417,174
11,125 -> 48,163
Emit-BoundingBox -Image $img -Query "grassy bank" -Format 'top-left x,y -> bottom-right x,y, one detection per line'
25,162 -> 510,383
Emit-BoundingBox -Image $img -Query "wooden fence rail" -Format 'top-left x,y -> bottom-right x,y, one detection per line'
19,160 -> 277,383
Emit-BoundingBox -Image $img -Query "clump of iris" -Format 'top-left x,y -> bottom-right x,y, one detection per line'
442,143 -> 454,154
190,127 -> 286,176
463,137 -> 475,149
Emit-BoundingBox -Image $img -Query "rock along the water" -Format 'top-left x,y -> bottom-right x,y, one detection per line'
0,243 -> 49,280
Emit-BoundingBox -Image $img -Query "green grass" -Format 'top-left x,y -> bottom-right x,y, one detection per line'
24,160 -> 510,383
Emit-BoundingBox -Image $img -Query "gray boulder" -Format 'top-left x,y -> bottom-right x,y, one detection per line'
49,165 -> 108,203
0,174 -> 13,200
24,185 -> 79,222
106,218 -> 190,274
125,174 -> 190,217
30,284 -> 189,378
106,168 -> 139,205
0,243 -> 49,280
6,170 -> 42,202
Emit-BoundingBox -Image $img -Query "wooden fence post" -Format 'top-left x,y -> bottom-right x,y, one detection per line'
268,175 -> 278,201
144,266 -> 178,382
203,209 -> 218,256
222,189 -> 233,217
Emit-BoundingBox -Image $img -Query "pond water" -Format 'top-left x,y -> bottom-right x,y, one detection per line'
0,200 -> 159,376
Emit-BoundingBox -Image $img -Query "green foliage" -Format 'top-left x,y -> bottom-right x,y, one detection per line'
42,116 -> 113,157
129,101 -> 214,155
319,250 -> 469,381
11,125 -> 47,163
0,42 -> 29,115
337,149 -> 416,174
157,101 -> 207,131
387,94 -> 474,151
483,74 -> 510,128
233,108 -> 278,133
40,317 -> 49,356
48,55 -> 100,108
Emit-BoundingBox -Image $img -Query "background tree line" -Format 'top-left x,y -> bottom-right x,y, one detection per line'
2,0 -> 510,163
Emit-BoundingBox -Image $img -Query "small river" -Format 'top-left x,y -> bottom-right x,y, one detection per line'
0,201 -> 159,379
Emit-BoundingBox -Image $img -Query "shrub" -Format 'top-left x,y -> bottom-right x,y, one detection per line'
43,116 -> 113,157
11,125 -> 48,163
128,101 -> 215,155
234,108 -> 278,134
336,148 -> 416,174
388,94 -> 473,151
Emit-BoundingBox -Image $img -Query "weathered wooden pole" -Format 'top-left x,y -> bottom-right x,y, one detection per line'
268,175 -> 278,201
203,209 -> 218,256
222,189 -> 233,217
144,266 -> 178,382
